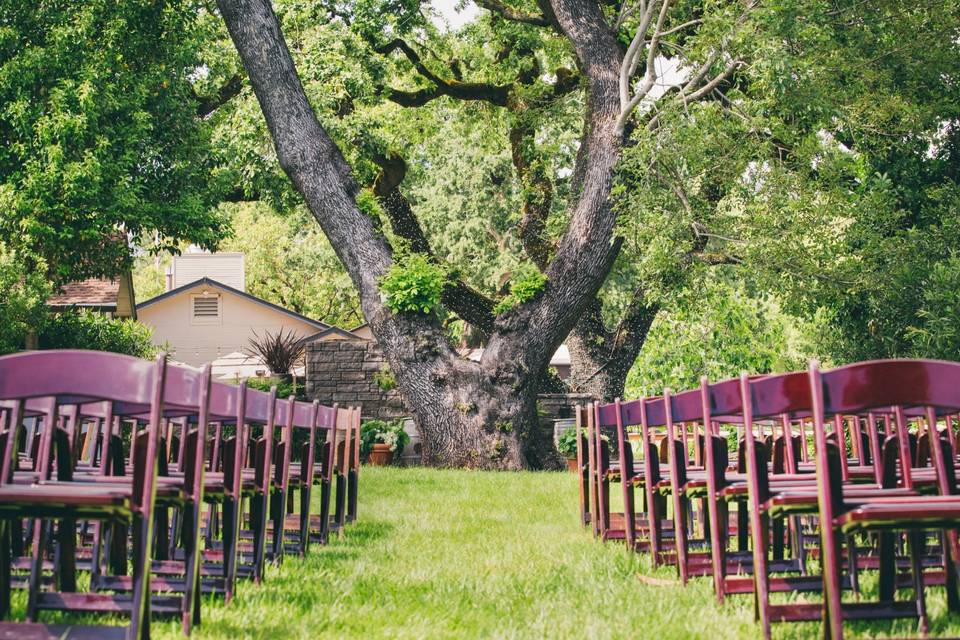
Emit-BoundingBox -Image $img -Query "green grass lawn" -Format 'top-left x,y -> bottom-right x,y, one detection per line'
143,467 -> 960,638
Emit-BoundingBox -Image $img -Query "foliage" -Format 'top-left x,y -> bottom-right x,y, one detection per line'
625,281 -> 815,397
132,252 -> 174,304
0,0 -> 228,284
244,375 -> 300,400
906,256 -> 960,361
246,328 -> 305,375
0,243 -> 51,355
359,419 -> 409,459
609,0 -> 960,376
494,263 -> 547,315
555,426 -> 578,459
218,202 -> 361,327
38,309 -> 157,358
379,252 -> 445,315
372,364 -> 396,392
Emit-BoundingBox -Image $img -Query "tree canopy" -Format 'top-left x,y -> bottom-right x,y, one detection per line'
0,0 -> 228,283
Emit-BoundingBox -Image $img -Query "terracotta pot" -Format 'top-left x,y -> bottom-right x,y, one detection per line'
368,443 -> 394,466
566,457 -> 579,472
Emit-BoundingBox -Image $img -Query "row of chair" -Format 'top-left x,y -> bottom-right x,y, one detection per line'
0,349 -> 361,639
577,358 -> 960,638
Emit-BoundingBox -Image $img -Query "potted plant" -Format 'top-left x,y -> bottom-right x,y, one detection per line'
360,419 -> 410,466
556,426 -> 580,472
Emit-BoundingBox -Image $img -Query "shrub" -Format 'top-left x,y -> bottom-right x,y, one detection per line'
494,264 -> 547,314
556,425 -> 578,458
247,328 -> 305,374
0,245 -> 50,355
244,375 -> 301,400
372,364 -> 397,391
379,252 -> 445,314
38,309 -> 156,358
360,419 -> 410,460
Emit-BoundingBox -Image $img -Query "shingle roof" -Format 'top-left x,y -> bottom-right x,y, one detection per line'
48,278 -> 120,308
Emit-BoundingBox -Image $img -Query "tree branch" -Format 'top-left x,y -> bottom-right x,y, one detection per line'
510,121 -> 555,269
376,39 -> 511,107
196,74 -> 244,118
371,153 -> 497,331
475,0 -> 550,26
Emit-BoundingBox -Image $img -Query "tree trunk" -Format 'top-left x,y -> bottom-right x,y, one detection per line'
566,298 -> 659,402
390,350 -> 558,469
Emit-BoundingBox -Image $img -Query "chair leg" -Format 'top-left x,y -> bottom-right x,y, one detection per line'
222,497 -> 238,603
821,529 -> 846,640
846,535 -> 859,595
347,469 -> 358,523
738,502 -> 749,552
944,530 -> 960,613
749,513 -> 772,638
878,530 -> 897,602
55,517 -> 77,593
0,521 -> 10,619
673,494 -> 690,583
181,503 -> 200,635
108,522 -> 128,577
909,530 -> 929,635
250,492 -> 266,583
270,487 -> 284,563
128,514 -> 153,640
25,519 -> 49,622
318,479 -> 332,544
334,473 -> 346,535
154,506 -> 169,561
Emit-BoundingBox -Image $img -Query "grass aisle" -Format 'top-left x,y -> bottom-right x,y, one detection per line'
153,467 -> 960,639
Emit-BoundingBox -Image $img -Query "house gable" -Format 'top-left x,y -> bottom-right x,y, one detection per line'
136,279 -> 327,366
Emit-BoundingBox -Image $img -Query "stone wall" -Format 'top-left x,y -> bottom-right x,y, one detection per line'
305,340 -> 406,420
538,393 -> 593,422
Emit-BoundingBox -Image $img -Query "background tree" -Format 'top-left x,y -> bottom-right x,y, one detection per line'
0,0 -> 230,284
0,243 -> 50,354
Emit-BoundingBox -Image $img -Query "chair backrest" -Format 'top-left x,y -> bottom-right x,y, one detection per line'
0,350 -> 168,513
812,359 -> 960,494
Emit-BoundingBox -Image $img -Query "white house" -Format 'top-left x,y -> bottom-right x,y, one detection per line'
136,253 -> 331,370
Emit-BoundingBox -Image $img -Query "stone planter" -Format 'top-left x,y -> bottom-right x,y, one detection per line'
368,443 -> 394,466
565,457 -> 579,473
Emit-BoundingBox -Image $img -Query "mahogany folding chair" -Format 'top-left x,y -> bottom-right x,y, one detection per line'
0,350 -> 170,639
331,407 -> 357,538
234,385 -> 278,585
808,359 -> 960,639
82,362 -> 214,635
574,405 -> 591,528
283,401 -> 337,555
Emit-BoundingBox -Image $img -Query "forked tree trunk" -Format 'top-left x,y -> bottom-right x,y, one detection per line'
217,0 -> 623,468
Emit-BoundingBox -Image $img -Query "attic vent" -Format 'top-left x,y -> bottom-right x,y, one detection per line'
191,294 -> 221,325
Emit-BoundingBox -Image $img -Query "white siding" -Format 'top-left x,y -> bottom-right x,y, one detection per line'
173,253 -> 245,291
138,282 -> 318,367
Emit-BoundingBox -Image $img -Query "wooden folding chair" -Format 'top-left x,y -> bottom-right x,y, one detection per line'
0,350 -> 170,639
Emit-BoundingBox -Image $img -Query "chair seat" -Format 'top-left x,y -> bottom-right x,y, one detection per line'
0,483 -> 134,519
764,487 -> 919,517
836,496 -> 960,532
